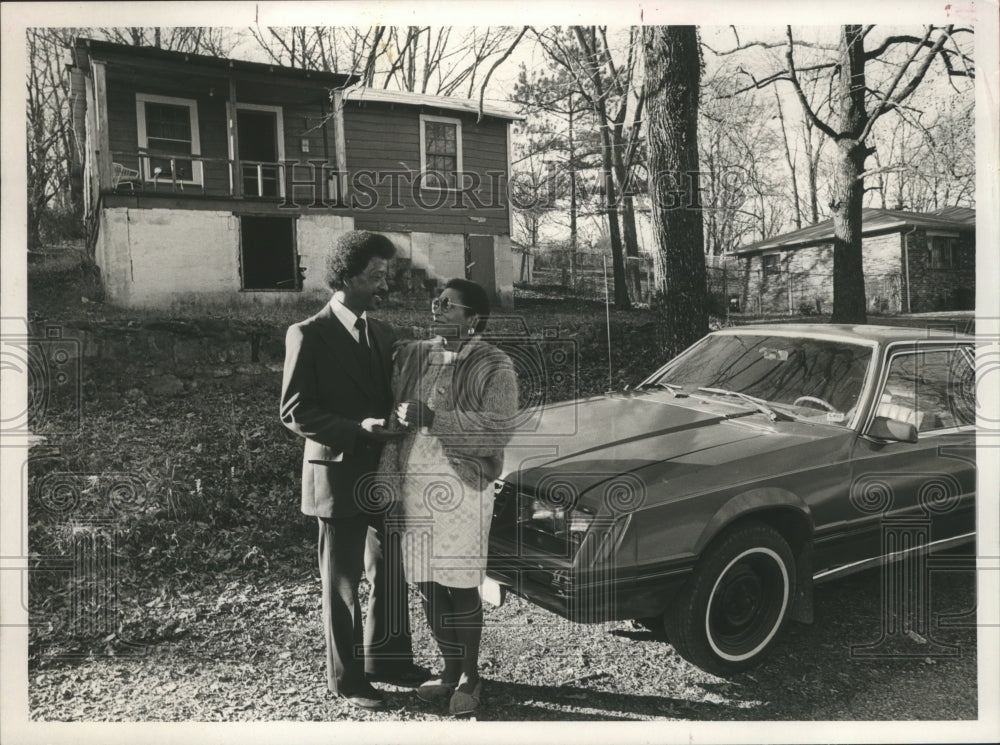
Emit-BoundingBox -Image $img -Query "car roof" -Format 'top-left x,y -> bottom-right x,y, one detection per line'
713,323 -> 974,345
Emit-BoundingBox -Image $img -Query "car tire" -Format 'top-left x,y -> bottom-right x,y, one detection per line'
666,521 -> 795,676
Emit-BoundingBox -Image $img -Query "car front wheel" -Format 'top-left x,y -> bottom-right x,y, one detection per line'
666,521 -> 795,676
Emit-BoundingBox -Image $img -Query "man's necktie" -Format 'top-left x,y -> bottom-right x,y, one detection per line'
354,316 -> 370,355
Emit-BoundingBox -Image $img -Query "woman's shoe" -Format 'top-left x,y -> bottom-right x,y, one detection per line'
448,679 -> 482,716
416,678 -> 457,704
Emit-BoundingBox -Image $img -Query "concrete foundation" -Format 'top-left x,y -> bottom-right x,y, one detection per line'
95,206 -> 515,309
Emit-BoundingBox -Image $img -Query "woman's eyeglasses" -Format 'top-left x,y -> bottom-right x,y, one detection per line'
431,297 -> 472,312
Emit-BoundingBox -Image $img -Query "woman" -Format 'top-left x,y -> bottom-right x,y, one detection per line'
386,278 -> 518,716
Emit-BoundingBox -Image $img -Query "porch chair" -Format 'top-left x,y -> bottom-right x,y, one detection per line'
112,162 -> 140,192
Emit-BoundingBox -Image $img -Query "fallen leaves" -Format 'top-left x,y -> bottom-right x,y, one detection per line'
24,287 -> 980,723
557,671 -> 610,687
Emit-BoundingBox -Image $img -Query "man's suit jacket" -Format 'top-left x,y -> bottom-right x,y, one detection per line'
280,303 -> 395,518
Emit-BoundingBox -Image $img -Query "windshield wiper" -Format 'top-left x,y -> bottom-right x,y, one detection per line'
637,381 -> 688,397
696,387 -> 793,422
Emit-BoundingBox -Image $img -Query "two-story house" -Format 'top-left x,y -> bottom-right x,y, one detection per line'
68,38 -> 521,309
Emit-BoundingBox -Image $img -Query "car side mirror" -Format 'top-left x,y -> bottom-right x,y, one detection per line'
867,415 -> 918,443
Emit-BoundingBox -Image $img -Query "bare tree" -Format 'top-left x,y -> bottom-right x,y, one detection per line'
867,95 -> 974,211
699,72 -> 787,255
511,62 -> 603,275
721,24 -> 974,322
26,28 -> 73,249
248,26 -> 520,96
530,26 -> 646,308
98,26 -> 235,55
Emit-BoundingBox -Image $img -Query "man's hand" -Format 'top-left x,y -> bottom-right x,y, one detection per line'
359,417 -> 406,442
395,400 -> 435,429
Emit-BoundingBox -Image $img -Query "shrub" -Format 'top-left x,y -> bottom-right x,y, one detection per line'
39,206 -> 86,245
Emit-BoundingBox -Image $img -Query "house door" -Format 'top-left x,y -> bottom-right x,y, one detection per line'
238,109 -> 280,197
467,235 -> 497,304
239,215 -> 298,290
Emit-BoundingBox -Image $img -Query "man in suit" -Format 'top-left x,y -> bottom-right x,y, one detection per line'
280,230 -> 426,710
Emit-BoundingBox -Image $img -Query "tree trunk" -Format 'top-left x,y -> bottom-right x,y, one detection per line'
572,27 -> 630,309
829,141 -> 868,322
611,128 -> 642,301
644,26 -> 707,357
829,26 -> 869,324
774,90 -> 802,230
803,119 -> 821,224
27,201 -> 43,250
621,195 -> 642,300
598,122 -> 630,308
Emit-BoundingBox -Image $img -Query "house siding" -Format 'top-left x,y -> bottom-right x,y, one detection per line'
103,67 -> 338,198
739,228 -> 974,315
343,103 -> 510,235
105,72 -> 230,190
742,232 -> 903,314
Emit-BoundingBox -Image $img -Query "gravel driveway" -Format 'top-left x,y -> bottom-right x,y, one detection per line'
29,552 -> 977,723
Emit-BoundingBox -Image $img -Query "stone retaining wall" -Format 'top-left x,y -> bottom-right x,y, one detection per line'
32,319 -> 288,398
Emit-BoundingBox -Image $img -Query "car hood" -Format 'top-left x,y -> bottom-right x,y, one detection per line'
501,391 -> 837,509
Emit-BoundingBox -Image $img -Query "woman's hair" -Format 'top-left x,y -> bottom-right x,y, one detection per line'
443,277 -> 490,333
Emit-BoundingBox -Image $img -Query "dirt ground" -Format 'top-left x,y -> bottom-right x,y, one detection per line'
28,543 -> 977,722
20,248 -> 984,728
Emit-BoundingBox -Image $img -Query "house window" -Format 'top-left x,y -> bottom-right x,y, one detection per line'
420,114 -> 463,189
762,253 -> 781,278
136,93 -> 202,184
928,235 -> 957,269
239,216 -> 299,290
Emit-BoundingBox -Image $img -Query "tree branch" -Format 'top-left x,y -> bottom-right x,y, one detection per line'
703,36 -> 836,57
477,26 -> 530,122
784,27 -> 840,140
724,59 -> 838,98
863,27 -> 971,61
861,26 -> 935,136
855,165 -> 907,184
533,28 -> 597,109
361,26 -> 385,87
860,25 -> 953,140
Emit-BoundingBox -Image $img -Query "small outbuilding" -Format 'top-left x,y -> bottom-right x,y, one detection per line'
731,207 -> 975,315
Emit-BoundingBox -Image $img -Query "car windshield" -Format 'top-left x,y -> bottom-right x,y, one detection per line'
647,333 -> 874,424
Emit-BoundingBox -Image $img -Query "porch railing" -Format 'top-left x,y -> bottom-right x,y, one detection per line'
108,150 -> 340,201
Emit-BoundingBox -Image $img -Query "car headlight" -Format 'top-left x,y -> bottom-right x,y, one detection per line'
522,498 -> 596,539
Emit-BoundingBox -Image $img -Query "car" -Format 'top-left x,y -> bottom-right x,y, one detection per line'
487,324 -> 977,675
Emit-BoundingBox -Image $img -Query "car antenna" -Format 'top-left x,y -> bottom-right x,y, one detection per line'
604,255 -> 613,392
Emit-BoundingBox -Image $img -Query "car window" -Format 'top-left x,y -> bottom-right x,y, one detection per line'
651,334 -> 873,422
876,347 -> 975,433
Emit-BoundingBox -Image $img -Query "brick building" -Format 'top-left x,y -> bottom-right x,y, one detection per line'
731,207 -> 975,315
